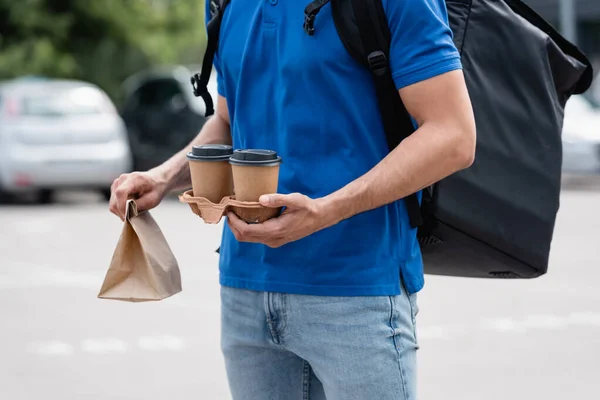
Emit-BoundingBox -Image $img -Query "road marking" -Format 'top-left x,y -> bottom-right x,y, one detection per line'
22,311 -> 600,357
478,312 -> 600,335
0,263 -> 209,311
81,338 -> 128,354
568,312 -> 600,326
0,262 -> 213,311
521,314 -> 569,330
138,335 -> 185,351
480,317 -> 527,333
26,341 -> 74,356
25,336 -> 189,356
0,262 -> 100,290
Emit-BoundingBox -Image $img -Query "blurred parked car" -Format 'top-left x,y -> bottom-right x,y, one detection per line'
0,77 -> 133,203
120,65 -> 218,172
562,94 -> 600,175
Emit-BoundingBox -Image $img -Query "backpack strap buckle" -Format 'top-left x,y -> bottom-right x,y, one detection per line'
190,73 -> 214,116
209,0 -> 221,18
190,73 -> 205,97
303,12 -> 316,35
303,0 -> 331,36
367,51 -> 389,75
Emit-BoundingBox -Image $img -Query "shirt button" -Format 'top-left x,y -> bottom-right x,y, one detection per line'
269,0 -> 277,5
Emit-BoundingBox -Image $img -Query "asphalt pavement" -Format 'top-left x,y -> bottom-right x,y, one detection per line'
1,180 -> 599,400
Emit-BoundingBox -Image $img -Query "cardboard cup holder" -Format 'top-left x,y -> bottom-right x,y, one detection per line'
179,190 -> 282,224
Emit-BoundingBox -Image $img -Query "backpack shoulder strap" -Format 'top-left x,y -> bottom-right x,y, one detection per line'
191,0 -> 231,117
331,0 -> 423,228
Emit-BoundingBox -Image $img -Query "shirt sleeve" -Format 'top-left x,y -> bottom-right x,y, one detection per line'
384,0 -> 462,90
205,1 -> 226,97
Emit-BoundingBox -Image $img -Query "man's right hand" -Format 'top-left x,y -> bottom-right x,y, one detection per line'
108,170 -> 169,220
107,94 -> 231,220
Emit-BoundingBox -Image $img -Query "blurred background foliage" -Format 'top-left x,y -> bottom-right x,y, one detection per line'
0,0 -> 207,106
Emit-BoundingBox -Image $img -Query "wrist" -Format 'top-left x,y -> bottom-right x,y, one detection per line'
148,165 -> 173,192
314,192 -> 354,230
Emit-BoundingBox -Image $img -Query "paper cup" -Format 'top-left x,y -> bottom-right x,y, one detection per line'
229,149 -> 282,202
187,144 -> 234,204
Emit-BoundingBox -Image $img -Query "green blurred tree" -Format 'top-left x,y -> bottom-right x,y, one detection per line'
0,0 -> 207,105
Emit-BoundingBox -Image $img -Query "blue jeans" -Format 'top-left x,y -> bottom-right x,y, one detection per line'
220,282 -> 419,400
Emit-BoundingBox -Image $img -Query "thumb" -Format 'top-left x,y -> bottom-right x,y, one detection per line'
259,193 -> 302,208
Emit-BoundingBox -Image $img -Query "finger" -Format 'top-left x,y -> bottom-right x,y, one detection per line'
226,212 -> 258,242
110,174 -> 126,192
109,199 -> 122,220
134,191 -> 160,213
229,205 -> 304,247
108,176 -> 126,217
226,211 -> 255,238
226,210 -> 243,225
259,193 -> 304,209
256,215 -> 287,235
265,240 -> 284,249
227,211 -> 276,243
226,213 -> 243,241
114,180 -> 143,219
108,187 -> 119,217
109,192 -> 125,221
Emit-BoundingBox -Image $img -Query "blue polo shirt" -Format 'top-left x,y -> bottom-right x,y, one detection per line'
206,0 -> 461,296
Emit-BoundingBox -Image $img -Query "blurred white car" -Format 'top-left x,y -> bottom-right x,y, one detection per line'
0,78 -> 133,203
562,94 -> 600,175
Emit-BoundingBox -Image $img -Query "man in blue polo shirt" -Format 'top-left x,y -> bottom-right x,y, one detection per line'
110,0 -> 475,398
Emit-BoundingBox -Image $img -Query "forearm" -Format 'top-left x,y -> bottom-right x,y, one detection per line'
320,122 -> 474,227
152,114 -> 231,192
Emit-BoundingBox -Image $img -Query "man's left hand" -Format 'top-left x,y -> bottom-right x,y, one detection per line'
226,193 -> 329,248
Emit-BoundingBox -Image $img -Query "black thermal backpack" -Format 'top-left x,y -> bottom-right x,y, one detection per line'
193,0 -> 594,280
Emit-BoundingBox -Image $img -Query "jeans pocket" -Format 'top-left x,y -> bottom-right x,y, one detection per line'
407,293 -> 419,349
399,275 -> 419,349
389,293 -> 420,353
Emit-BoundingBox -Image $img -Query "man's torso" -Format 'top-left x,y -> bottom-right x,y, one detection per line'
209,0 -> 461,296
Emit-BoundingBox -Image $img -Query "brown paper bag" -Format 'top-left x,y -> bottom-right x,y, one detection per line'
98,200 -> 182,302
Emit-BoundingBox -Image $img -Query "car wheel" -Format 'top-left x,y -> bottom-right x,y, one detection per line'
37,189 -> 54,204
100,188 -> 112,202
0,189 -> 14,204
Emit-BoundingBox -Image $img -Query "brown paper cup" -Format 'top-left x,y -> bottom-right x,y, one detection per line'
187,144 -> 234,204
189,160 -> 234,204
229,149 -> 282,203
231,164 -> 280,202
